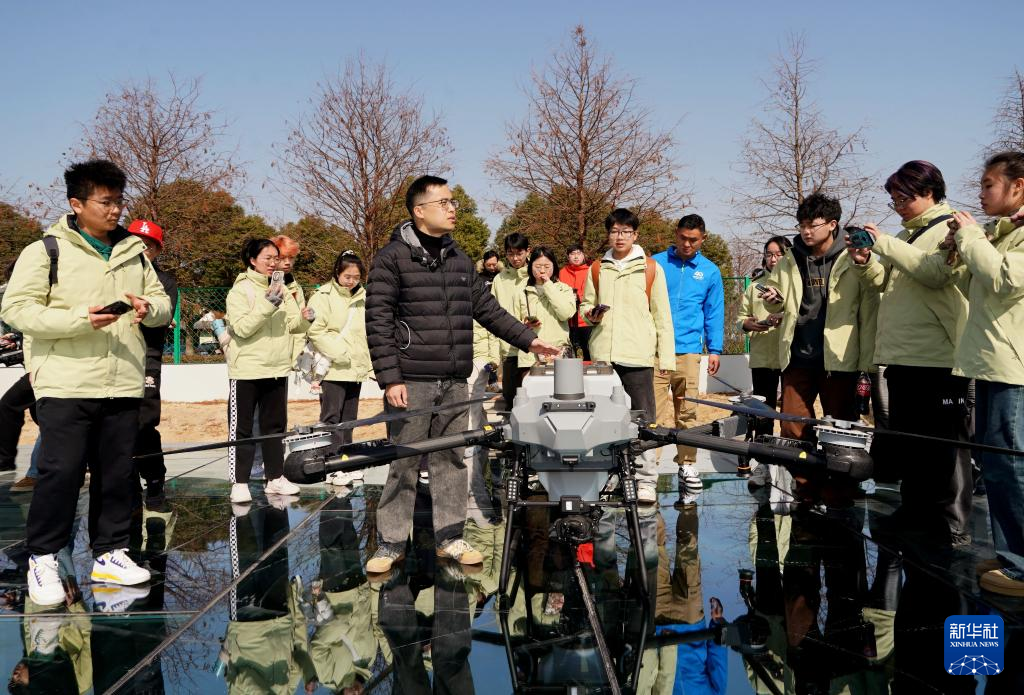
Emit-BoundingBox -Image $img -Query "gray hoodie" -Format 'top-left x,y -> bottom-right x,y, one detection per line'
789,232 -> 845,368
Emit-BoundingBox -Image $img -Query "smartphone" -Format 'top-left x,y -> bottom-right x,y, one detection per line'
754,283 -> 784,302
592,304 -> 611,315
845,226 -> 875,249
96,300 -> 132,315
270,270 -> 285,286
525,315 -> 539,323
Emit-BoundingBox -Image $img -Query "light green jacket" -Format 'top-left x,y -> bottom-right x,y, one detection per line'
514,280 -> 576,367
853,202 -> 967,368
764,250 -> 878,372
286,279 -> 307,363
306,281 -> 372,383
308,585 -> 379,691
491,265 -> 529,359
225,268 -> 310,380
473,320 -> 501,363
737,276 -> 781,370
580,247 -> 676,371
0,215 -> 172,399
953,217 -> 1024,385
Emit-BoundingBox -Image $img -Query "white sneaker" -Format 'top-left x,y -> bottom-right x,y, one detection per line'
92,584 -> 150,613
230,483 -> 252,503
637,484 -> 658,505
326,470 -> 364,487
27,615 -> 63,655
91,549 -> 150,586
266,476 -> 300,496
678,464 -> 703,497
28,554 -> 65,607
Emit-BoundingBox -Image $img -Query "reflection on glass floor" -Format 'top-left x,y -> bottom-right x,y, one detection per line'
1,458 -> 1022,694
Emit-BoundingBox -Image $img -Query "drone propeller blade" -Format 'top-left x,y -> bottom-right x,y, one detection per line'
141,395 -> 498,459
685,397 -> 1024,458
684,396 -> 824,425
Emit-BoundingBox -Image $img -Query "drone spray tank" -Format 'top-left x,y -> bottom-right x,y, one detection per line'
503,358 -> 638,502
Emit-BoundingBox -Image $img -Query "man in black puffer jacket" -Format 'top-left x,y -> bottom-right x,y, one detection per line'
366,175 -> 558,573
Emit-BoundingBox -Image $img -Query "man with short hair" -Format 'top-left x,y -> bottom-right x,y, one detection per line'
580,208 -> 675,503
365,175 -> 558,573
491,233 -> 531,406
1,159 -> 172,606
652,214 -> 724,489
758,192 -> 877,440
126,219 -> 178,510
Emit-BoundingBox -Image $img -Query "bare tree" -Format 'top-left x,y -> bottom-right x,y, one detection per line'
730,34 -> 878,241
275,57 -> 452,260
76,75 -> 241,220
988,67 -> 1024,154
487,26 -> 687,255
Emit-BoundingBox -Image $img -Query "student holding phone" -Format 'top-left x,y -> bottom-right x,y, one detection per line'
737,236 -> 790,444
513,247 -> 576,371
757,193 -> 878,445
224,238 -> 314,504
0,159 -> 171,605
580,208 -> 675,504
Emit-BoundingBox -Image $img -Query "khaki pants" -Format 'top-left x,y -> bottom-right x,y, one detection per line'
654,354 -> 701,464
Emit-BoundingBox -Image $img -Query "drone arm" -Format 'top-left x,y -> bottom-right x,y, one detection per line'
640,426 -> 828,468
285,427 -> 504,483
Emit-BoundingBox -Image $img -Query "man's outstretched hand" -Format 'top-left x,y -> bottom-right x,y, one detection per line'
528,339 -> 561,357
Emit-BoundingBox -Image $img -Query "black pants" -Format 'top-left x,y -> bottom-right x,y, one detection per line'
0,373 -> 35,469
318,380 -> 362,446
28,397 -> 139,556
884,365 -> 972,544
134,369 -> 165,486
569,324 -> 593,361
750,367 -> 781,438
501,354 -> 524,408
612,364 -> 656,423
228,378 -> 287,484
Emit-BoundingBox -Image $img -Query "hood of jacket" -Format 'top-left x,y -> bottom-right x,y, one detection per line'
902,201 -> 955,232
390,220 -> 456,268
602,244 -> 647,269
475,258 -> 505,275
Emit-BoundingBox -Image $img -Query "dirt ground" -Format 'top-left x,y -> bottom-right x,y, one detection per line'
16,393 -> 740,445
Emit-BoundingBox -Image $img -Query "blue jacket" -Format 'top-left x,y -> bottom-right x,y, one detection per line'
656,621 -> 728,695
652,249 -> 724,354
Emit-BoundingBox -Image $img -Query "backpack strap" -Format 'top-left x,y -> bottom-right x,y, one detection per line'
590,260 -> 602,295
644,257 -> 656,302
41,236 -> 59,287
590,257 -> 657,304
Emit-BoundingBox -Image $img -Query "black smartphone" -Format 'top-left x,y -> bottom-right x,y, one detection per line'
97,300 -> 132,315
845,226 -> 875,249
524,315 -> 539,323
754,283 -> 784,302
592,304 -> 611,315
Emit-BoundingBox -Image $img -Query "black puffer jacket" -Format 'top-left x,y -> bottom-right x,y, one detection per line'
367,222 -> 536,386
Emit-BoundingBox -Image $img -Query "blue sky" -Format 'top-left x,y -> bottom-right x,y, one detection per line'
1,0 -> 1020,238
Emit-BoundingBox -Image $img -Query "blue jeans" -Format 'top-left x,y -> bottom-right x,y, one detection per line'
976,380 -> 1024,576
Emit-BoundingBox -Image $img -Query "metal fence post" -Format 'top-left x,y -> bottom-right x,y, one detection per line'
173,289 -> 182,364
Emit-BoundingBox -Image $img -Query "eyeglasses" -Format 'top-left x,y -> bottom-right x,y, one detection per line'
417,198 -> 460,210
764,251 -> 785,259
608,228 -> 636,237
887,195 -> 914,211
86,198 -> 126,210
794,220 -> 832,233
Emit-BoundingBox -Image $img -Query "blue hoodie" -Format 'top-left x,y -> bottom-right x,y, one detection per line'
652,249 -> 724,355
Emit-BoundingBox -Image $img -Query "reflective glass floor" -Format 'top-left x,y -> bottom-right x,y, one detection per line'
1,450 -> 1022,694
